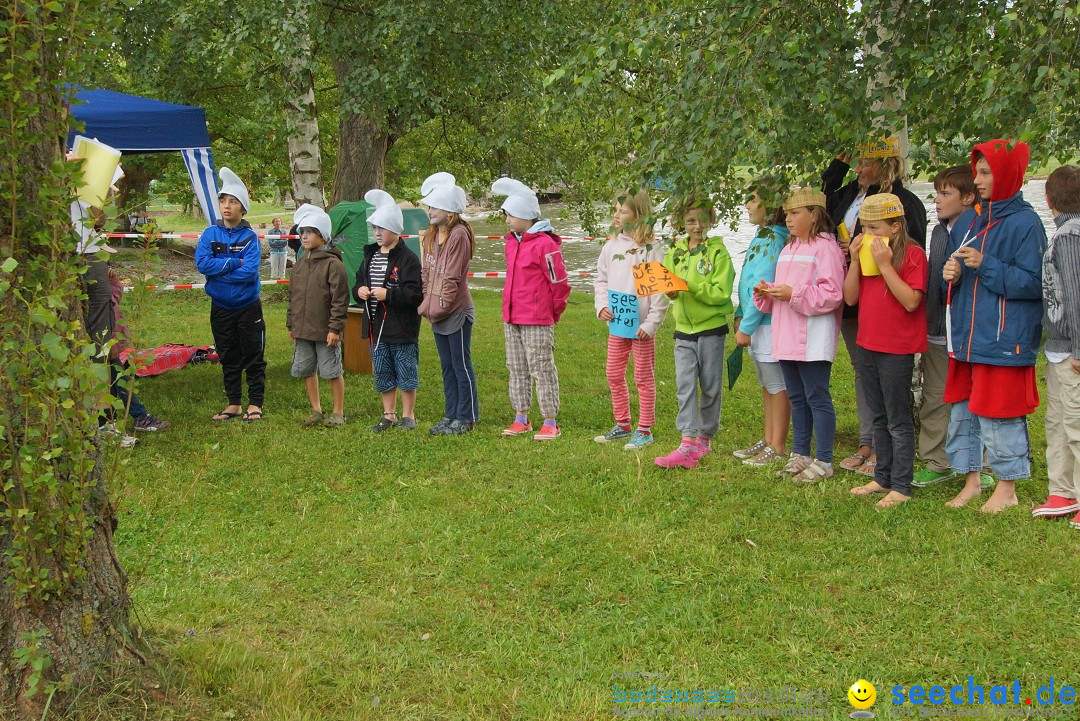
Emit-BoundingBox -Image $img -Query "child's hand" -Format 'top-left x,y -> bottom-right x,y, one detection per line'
753,280 -> 770,297
372,287 -> 387,301
954,246 -> 984,270
943,258 -> 961,283
764,284 -> 792,301
849,233 -> 863,259
636,328 -> 651,340
598,308 -> 614,321
355,285 -> 371,300
735,331 -> 752,347
733,317 -> 741,335
665,290 -> 679,300
870,236 -> 893,266
326,331 -> 339,347
1071,358 -> 1080,375
289,331 -> 296,343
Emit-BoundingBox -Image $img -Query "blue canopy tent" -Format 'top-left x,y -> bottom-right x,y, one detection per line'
67,87 -> 220,224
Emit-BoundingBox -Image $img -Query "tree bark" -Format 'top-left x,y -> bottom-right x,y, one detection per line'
1,9 -> 132,717
282,6 -> 326,208
330,59 -> 392,204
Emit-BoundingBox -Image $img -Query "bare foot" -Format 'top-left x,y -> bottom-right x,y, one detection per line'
980,492 -> 1019,514
946,486 -> 982,508
876,491 -> 911,509
851,481 -> 887,496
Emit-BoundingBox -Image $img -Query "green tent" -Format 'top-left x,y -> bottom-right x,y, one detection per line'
322,203 -> 428,300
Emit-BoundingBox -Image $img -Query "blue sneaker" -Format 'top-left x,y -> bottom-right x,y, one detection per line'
623,430 -> 654,450
594,424 -> 632,443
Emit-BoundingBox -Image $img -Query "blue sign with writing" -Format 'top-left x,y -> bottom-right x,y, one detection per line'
608,290 -> 639,338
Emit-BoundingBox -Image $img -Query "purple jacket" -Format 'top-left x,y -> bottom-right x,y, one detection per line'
502,221 -> 571,325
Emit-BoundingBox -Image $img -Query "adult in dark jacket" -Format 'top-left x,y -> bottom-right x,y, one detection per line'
941,138 -> 1045,514
354,189 -> 424,431
821,144 -> 929,476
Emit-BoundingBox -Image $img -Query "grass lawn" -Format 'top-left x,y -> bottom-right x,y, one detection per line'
85,287 -> 1078,720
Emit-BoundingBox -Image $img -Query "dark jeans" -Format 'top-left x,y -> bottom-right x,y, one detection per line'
779,360 -> 836,463
433,322 -> 479,423
110,362 -> 146,420
81,256 -> 113,355
856,347 -> 916,496
210,300 -> 266,407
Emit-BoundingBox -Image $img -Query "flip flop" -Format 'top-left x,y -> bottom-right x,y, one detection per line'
242,410 -> 264,423
212,411 -> 243,422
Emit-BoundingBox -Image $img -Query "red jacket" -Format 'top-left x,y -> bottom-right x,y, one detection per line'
502,223 -> 570,325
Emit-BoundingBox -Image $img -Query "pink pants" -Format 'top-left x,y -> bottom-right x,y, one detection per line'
605,334 -> 656,429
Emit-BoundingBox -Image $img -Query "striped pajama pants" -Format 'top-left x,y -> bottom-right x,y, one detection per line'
605,334 -> 656,429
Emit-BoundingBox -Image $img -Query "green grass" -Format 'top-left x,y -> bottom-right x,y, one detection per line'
81,288 -> 1078,720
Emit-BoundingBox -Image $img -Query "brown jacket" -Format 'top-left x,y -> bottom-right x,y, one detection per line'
419,224 -> 473,322
287,246 -> 349,340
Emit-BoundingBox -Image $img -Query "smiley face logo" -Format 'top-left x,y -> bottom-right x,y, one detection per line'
848,680 -> 876,710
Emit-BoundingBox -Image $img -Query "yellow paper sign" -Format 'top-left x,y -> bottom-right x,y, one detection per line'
632,261 -> 688,296
72,136 -> 122,207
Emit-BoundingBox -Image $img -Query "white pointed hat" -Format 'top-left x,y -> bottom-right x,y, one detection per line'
491,177 -> 541,220
420,172 -> 467,214
293,203 -> 332,243
365,189 -> 404,234
217,167 -> 250,212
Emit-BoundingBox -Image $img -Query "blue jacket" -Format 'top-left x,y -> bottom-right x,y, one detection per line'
735,225 -> 789,336
945,194 -> 1046,366
195,220 -> 262,310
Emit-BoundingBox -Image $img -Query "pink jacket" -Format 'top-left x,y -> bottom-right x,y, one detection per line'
502,222 -> 571,325
753,234 -> 845,362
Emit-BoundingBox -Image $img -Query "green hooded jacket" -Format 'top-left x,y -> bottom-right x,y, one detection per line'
662,235 -> 735,335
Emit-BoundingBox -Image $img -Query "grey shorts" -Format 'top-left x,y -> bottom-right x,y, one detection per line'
291,338 -> 343,379
752,356 -> 787,394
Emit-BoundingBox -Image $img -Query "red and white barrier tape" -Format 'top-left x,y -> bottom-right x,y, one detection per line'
105,232 -> 616,242
124,272 -> 595,291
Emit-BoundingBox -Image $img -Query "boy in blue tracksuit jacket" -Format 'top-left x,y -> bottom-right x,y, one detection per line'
195,167 -> 267,422
941,139 -> 1046,513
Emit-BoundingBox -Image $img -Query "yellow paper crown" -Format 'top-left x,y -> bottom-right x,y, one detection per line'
783,187 -> 827,212
859,193 -> 905,222
859,135 -> 901,159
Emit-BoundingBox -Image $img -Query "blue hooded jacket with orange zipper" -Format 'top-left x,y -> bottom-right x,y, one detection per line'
944,139 -> 1046,366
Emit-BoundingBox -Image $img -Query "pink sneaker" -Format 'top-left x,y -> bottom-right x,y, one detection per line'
696,437 -> 712,455
502,420 -> 533,437
654,442 -> 702,469
1032,495 -> 1079,519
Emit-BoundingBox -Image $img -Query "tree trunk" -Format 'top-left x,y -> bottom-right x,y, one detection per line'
1,4 -> 133,717
330,59 -> 392,204
863,0 -> 910,178
282,6 -> 326,208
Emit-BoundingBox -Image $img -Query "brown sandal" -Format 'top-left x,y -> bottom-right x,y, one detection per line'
840,452 -> 870,471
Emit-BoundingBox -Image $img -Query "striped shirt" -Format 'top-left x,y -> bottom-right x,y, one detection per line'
368,252 -> 389,317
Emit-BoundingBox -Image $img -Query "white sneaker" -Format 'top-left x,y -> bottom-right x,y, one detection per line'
99,422 -> 138,448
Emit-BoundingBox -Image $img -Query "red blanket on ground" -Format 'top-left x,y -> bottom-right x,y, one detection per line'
118,344 -> 218,377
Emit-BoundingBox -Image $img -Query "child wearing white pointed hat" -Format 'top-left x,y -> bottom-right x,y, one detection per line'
353,189 -> 424,432
491,177 -> 570,441
287,204 -> 349,427
418,172 -> 480,435
195,167 -> 266,422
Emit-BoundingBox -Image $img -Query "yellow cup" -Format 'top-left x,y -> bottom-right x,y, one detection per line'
859,234 -> 891,276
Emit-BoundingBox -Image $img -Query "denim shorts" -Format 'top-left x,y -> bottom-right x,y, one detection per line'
291,338 -> 343,379
946,400 -> 1031,480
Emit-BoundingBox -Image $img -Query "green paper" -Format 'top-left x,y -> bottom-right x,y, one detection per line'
726,346 -> 744,391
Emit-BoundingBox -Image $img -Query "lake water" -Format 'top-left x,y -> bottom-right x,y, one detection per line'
464,180 -> 1055,297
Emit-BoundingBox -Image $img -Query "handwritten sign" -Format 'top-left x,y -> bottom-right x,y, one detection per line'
632,261 -> 688,296
608,290 -> 639,338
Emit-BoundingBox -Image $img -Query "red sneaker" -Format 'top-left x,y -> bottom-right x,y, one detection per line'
533,424 -> 561,441
1031,495 -> 1079,519
502,420 -> 533,436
